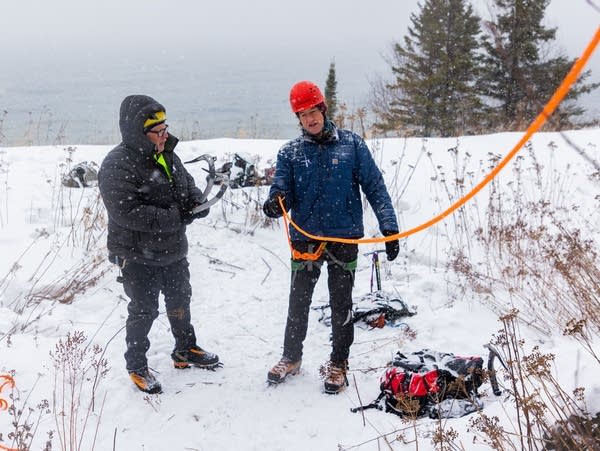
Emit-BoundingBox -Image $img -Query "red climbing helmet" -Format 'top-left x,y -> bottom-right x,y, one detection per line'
289,81 -> 326,113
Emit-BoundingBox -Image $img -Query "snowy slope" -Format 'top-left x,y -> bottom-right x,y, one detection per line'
1,130 -> 599,450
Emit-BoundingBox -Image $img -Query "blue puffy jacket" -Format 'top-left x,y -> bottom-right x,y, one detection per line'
269,124 -> 398,241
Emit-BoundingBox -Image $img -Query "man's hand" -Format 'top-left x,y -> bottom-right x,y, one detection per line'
383,230 -> 399,261
263,191 -> 287,218
181,201 -> 210,225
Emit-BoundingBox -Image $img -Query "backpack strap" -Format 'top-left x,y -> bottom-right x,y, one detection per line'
485,344 -> 507,396
350,391 -> 385,413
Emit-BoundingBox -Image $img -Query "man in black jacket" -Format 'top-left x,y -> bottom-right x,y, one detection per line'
98,95 -> 219,394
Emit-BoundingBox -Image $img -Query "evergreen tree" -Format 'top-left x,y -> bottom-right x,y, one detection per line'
481,0 -> 598,129
324,61 -> 338,120
373,0 -> 484,137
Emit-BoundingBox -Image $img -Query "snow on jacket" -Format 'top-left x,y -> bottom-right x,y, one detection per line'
98,95 -> 203,266
269,123 -> 398,241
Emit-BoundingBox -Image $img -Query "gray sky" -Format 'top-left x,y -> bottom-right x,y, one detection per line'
2,1 -> 598,58
0,1 -> 420,143
1,0 -> 598,142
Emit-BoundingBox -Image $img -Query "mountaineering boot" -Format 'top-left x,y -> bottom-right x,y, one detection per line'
129,368 -> 162,394
322,360 -> 349,394
172,345 -> 220,369
267,357 -> 302,384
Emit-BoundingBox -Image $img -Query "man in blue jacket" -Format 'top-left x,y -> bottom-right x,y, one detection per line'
98,95 -> 220,394
263,81 -> 399,394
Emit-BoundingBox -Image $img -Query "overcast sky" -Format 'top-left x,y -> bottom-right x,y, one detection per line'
1,0 -> 598,136
2,0 -> 598,59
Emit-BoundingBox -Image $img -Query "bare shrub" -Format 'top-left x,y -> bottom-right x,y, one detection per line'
19,107 -> 68,147
0,372 -> 52,451
446,140 -> 600,341
1,147 -> 110,339
431,138 -> 600,449
27,253 -> 111,306
469,311 -> 598,450
50,331 -> 109,451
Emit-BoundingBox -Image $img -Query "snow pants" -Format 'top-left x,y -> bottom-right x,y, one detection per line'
283,241 -> 358,363
120,258 -> 197,371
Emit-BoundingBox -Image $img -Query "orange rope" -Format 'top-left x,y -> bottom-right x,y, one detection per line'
280,26 -> 600,245
0,375 -> 18,451
0,374 -> 15,410
282,203 -> 328,259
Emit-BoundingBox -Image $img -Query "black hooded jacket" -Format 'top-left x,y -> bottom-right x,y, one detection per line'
98,95 -> 203,266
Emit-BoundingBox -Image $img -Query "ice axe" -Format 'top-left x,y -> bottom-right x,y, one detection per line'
356,250 -> 414,329
184,154 -> 230,213
364,250 -> 388,292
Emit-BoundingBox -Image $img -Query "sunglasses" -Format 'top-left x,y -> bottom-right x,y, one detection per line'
147,125 -> 169,137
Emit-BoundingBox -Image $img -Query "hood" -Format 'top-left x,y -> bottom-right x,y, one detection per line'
119,95 -> 166,153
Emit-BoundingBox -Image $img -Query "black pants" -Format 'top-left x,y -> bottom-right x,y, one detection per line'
120,258 -> 197,371
283,241 -> 358,363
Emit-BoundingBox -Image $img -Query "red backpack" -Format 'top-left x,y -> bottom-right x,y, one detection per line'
352,347 -> 503,418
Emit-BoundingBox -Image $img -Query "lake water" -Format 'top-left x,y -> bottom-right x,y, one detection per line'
1,45 -> 598,147
0,45 -> 390,146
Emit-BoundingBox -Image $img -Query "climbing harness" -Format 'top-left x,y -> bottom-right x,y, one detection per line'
291,242 -> 327,261
278,201 -> 328,261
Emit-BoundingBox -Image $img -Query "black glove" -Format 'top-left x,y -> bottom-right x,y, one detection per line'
383,230 -> 400,261
181,201 -> 210,225
263,191 -> 287,218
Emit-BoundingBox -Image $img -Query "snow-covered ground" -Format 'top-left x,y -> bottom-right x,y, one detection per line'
1,130 -> 599,450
